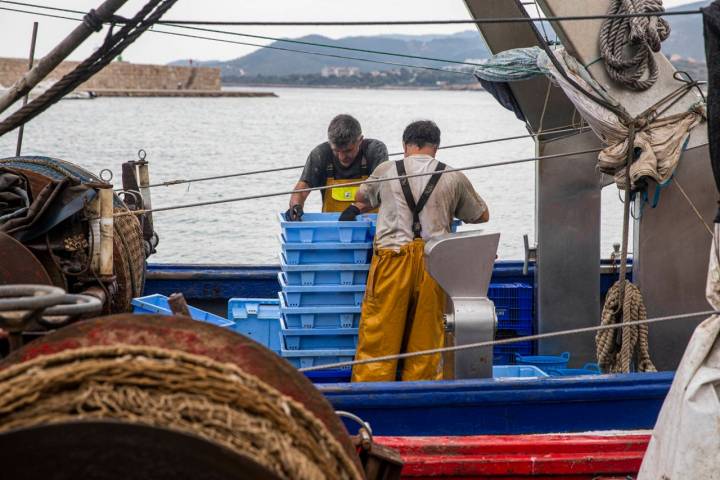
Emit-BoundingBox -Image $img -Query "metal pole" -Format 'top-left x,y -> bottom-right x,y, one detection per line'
15,21 -> 38,157
0,0 -> 129,115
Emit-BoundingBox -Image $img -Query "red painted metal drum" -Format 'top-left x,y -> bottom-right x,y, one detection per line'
0,313 -> 362,475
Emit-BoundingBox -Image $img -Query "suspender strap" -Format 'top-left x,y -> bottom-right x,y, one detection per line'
324,145 -> 335,178
395,160 -> 447,239
360,139 -> 370,176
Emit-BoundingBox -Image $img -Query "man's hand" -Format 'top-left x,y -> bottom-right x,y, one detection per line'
339,204 -> 361,221
285,204 -> 304,221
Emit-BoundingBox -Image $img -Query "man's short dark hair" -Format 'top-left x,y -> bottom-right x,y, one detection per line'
402,120 -> 441,148
328,114 -> 362,148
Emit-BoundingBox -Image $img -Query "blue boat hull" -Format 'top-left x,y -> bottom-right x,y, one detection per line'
143,262 -> 662,437
319,372 -> 671,436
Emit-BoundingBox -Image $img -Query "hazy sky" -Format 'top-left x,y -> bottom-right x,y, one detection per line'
0,0 -> 702,64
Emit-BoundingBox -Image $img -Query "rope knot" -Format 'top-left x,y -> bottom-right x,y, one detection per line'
83,8 -> 104,32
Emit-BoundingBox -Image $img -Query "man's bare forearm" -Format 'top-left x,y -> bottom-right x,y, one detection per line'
353,188 -> 373,213
289,181 -> 311,207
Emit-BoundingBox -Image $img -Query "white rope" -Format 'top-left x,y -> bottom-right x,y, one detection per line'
298,309 -> 718,372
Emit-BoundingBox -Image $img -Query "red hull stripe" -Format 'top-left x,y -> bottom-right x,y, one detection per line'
375,434 -> 650,479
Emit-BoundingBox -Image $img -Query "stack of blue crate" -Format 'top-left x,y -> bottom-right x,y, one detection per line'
277,212 -> 374,372
227,297 -> 282,354
487,282 -> 534,363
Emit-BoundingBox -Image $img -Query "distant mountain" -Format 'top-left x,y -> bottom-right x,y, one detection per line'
173,31 -> 490,77
172,2 -> 707,78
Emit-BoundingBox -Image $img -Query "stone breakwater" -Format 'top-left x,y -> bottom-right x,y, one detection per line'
0,57 -> 220,92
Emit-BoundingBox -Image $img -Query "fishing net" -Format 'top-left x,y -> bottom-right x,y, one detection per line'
0,345 -> 362,480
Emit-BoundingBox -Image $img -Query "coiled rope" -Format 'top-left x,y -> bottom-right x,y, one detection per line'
597,282 -> 656,372
599,0 -> 671,91
595,123 -> 655,374
0,345 -> 362,480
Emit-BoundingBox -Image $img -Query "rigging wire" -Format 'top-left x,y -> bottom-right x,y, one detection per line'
151,28 -> 474,75
0,0 -> 701,25
155,10 -> 702,26
0,1 -> 701,26
0,1 -> 562,73
159,24 -> 488,68
116,147 -> 602,217
0,1 -> 487,68
0,4 -> 79,22
0,5 -> 477,76
298,309 -> 718,372
140,125 -> 590,189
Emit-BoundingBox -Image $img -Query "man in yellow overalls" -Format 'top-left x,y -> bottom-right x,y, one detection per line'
285,114 -> 388,220
340,120 -> 489,382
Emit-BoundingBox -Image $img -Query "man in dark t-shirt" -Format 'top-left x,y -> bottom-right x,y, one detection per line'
285,114 -> 388,221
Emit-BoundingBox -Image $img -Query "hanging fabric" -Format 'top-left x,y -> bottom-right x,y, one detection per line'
637,224 -> 720,480
474,46 -> 706,190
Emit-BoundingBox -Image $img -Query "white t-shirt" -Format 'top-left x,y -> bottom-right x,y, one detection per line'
359,154 -> 488,251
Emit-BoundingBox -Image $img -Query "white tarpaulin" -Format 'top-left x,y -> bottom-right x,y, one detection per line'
536,48 -> 706,190
637,224 -> 720,480
475,47 -> 706,190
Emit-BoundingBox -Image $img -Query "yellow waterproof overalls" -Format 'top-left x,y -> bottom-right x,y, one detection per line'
352,160 -> 447,382
321,142 -> 378,213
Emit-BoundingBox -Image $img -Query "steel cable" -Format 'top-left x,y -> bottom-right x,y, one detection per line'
0,5 -> 477,76
298,309 -> 718,372
139,126 -> 590,190
0,1 -> 701,25
115,148 -> 602,217
155,11 -> 701,26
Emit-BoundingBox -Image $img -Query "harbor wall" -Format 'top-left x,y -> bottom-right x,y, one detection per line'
0,57 -> 221,91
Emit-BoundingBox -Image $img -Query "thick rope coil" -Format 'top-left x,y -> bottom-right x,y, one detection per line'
599,0 -> 671,91
596,121 -> 656,374
596,281 -> 657,373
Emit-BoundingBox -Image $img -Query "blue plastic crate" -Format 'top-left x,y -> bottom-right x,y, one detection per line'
280,346 -> 356,369
515,352 -> 570,370
493,341 -> 534,364
279,292 -> 361,329
488,283 -> 533,309
132,294 -> 233,328
493,365 -> 549,378
227,298 -> 281,353
278,212 -> 375,243
488,282 -> 534,332
280,253 -> 369,286
279,272 -> 365,307
496,327 -> 533,340
280,315 -> 358,350
495,306 -> 533,324
545,363 -> 601,376
280,236 -> 372,265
